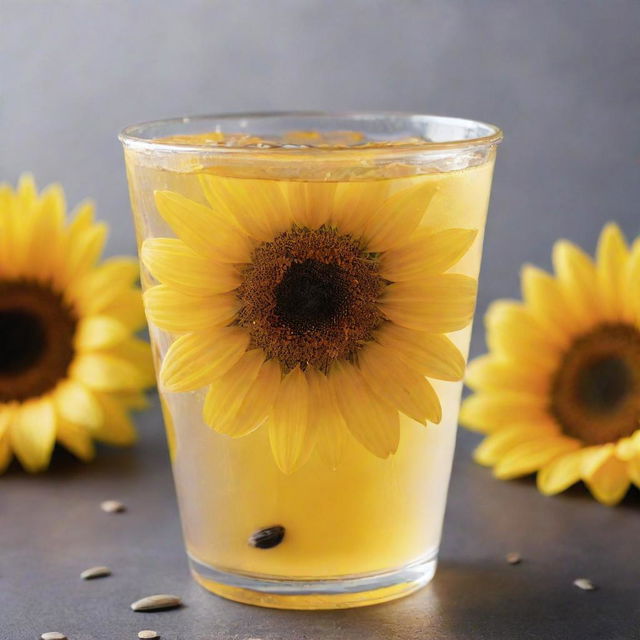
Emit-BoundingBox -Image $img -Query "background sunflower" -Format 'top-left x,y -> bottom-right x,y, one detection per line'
0,175 -> 154,472
461,223 -> 640,505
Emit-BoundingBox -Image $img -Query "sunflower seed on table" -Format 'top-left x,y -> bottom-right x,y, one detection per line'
80,565 -> 111,580
100,499 -> 126,513
130,594 -> 182,612
138,631 -> 160,639
505,552 -> 522,565
573,578 -> 596,591
40,633 -> 67,640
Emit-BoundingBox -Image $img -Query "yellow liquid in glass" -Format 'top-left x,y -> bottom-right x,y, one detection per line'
125,142 -> 495,603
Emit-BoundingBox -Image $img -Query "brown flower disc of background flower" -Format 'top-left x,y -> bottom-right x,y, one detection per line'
0,280 -> 77,402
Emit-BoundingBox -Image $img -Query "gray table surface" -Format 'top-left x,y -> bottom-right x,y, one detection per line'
2,390 -> 638,640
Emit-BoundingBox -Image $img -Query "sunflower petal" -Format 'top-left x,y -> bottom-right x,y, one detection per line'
358,342 -> 441,424
375,323 -> 466,381
537,448 -> 585,495
56,417 -> 96,461
363,181 -> 435,252
380,274 -> 477,333
459,392 -> 550,433
203,349 -> 265,430
305,368 -> 346,470
0,431 -> 12,473
71,353 -> 149,391
583,446 -> 630,506
521,265 -> 576,347
269,366 -> 311,474
100,290 -> 147,331
89,393 -> 138,445
473,423 -> 558,466
106,338 -> 155,386
331,181 -> 390,236
75,315 -> 128,351
200,175 -> 291,241
286,182 -> 336,229
552,239 -> 599,330
213,358 -> 281,438
54,379 -> 103,429
380,227 -> 478,281
596,222 -> 628,321
331,361 -> 399,458
493,437 -> 580,480
465,354 -> 549,395
144,285 -> 238,333
160,327 -> 249,392
628,455 -> 640,487
11,397 -> 56,472
485,301 -> 561,371
154,190 -> 253,262
142,238 -> 240,296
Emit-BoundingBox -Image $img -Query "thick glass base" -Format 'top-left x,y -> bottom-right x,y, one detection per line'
189,550 -> 437,610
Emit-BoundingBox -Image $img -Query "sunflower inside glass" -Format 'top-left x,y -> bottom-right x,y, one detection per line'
462,223 -> 640,506
0,176 -> 152,472
125,120 -> 498,608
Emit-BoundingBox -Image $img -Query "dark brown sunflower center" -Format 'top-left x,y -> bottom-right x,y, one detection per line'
550,324 -> 640,445
236,226 -> 385,372
274,259 -> 350,332
0,281 -> 77,402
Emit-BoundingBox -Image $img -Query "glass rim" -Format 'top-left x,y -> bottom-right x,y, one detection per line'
118,111 -> 503,156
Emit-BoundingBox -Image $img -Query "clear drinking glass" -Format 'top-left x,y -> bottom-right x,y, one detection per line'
120,112 -> 502,609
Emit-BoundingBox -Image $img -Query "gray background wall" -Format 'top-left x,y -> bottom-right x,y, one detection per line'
2,0 -> 639,352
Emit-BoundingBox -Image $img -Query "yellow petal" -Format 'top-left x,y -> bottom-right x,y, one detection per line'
615,436 -> 637,461
10,397 -> 56,472
628,455 -> 640,487
63,221 -> 108,287
465,354 -> 549,395
141,238 -> 240,296
380,274 -> 477,333
75,316 -> 128,351
100,290 -> 147,331
363,181 -> 435,252
269,366 -> 311,474
473,422 -> 558,466
0,404 -> 14,439
200,175 -> 291,242
520,265 -> 576,347
212,358 -> 281,438
459,392 -> 550,433
493,437 -> 580,480
583,446 -> 630,506
358,342 -> 441,424
380,227 -> 478,281
106,338 -> 155,386
154,190 -> 253,262
537,448 -> 585,495
551,239 -> 600,331
160,327 -> 249,392
54,379 -> 103,429
375,323 -> 466,381
0,431 -> 12,473
305,368 -> 346,470
56,417 -> 96,461
596,222 -> 628,321
90,393 -> 137,445
144,285 -> 238,333
485,301 -> 561,371
71,353 -> 149,391
624,239 -> 640,321
331,181 -> 390,236
286,182 -> 336,229
203,349 -> 265,430
69,257 -> 140,314
331,361 -> 399,458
